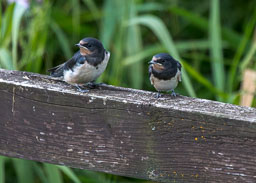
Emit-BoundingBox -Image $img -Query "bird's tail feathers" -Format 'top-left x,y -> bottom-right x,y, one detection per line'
48,64 -> 64,77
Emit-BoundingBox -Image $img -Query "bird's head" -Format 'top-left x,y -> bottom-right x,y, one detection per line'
76,37 -> 104,57
148,53 -> 175,71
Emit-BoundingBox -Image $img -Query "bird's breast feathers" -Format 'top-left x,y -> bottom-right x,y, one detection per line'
150,69 -> 181,91
63,51 -> 110,84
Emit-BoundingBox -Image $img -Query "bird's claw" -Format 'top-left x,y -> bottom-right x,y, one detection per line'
86,82 -> 97,89
85,82 -> 103,89
75,85 -> 89,93
155,92 -> 162,98
171,90 -> 177,97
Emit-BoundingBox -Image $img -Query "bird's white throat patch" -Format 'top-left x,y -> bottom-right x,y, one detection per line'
63,51 -> 110,84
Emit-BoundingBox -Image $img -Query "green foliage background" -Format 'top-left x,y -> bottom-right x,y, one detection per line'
0,0 -> 256,182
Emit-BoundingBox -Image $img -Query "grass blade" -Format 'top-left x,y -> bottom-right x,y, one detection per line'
0,156 -> 5,183
129,15 -> 196,97
126,0 -> 143,89
209,0 -> 225,100
136,2 -> 165,12
99,0 -> 127,85
31,163 -> 49,183
0,3 -> 14,47
240,29 -> 256,71
123,44 -> 164,66
58,166 -> 81,183
12,2 -> 26,70
13,159 -> 34,183
0,48 -> 13,69
44,164 -> 63,183
82,0 -> 101,21
71,0 -> 80,41
100,0 -> 118,48
50,21 -> 72,59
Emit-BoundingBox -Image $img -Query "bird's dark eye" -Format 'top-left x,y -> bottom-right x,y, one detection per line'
87,44 -> 92,48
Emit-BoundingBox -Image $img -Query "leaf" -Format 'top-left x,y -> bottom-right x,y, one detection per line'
0,48 -> 13,69
100,0 -> 119,48
129,15 -> 196,97
0,3 -> 15,47
136,2 -> 165,12
44,164 -> 63,183
209,0 -> 225,100
31,163 -> 48,183
240,36 -> 256,71
50,21 -> 72,59
82,0 -> 101,21
123,44 -> 164,66
13,159 -> 34,183
71,0 -> 80,41
0,156 -> 5,183
12,2 -> 27,70
126,0 -> 143,89
58,166 -> 81,183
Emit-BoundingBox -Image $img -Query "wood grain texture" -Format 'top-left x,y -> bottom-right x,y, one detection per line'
0,69 -> 256,183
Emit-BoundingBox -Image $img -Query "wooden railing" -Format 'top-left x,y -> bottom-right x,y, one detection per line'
0,69 -> 255,183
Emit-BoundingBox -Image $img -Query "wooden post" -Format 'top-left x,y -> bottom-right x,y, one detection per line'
0,69 -> 255,183
240,69 -> 256,107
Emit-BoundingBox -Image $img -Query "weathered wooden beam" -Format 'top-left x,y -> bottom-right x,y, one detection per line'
0,69 -> 255,183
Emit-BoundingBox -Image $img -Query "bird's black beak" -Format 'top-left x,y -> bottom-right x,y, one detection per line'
75,43 -> 81,47
148,60 -> 156,65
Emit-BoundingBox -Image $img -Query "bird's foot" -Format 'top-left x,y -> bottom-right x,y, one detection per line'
75,84 -> 89,93
155,92 -> 162,98
85,82 -> 103,89
171,90 -> 177,97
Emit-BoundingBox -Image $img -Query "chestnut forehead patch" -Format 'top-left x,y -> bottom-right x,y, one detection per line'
80,40 -> 87,45
153,56 -> 161,61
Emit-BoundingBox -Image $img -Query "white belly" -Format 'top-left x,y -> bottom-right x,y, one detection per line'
64,52 -> 110,84
150,70 -> 181,91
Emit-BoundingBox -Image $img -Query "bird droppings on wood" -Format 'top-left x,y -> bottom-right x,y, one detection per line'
12,87 -> 15,114
86,129 -> 94,133
141,156 -> 149,161
102,97 -> 107,105
147,169 -> 158,180
39,138 -> 45,142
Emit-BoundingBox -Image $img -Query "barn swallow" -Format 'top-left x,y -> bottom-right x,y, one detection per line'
48,37 -> 110,92
148,53 -> 182,98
